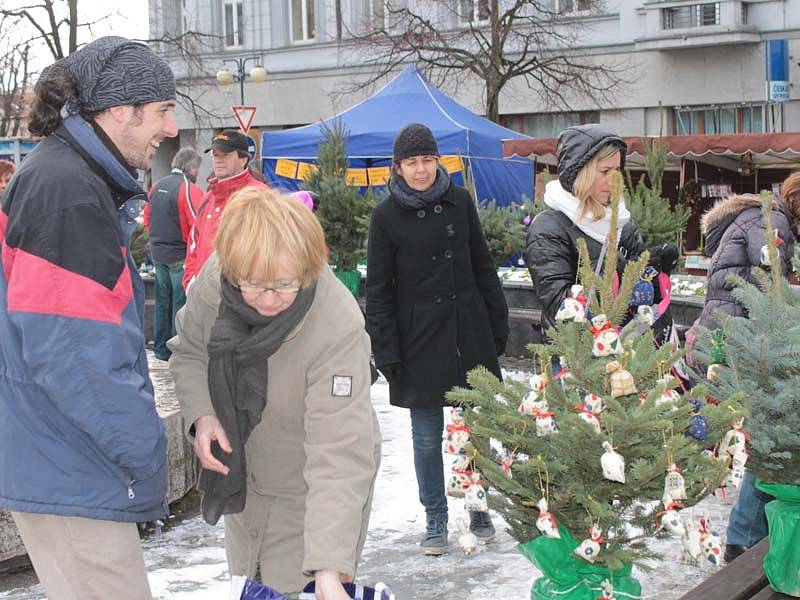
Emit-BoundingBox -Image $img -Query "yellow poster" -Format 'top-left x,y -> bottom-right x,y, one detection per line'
346,168 -> 369,187
275,159 -> 298,179
440,155 -> 463,173
296,161 -> 317,180
368,166 -> 391,186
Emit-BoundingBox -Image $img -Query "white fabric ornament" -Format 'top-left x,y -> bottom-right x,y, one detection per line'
444,423 -> 470,455
732,449 -> 748,469
464,473 -> 489,512
446,455 -> 473,498
681,517 -> 703,565
706,363 -> 722,381
556,285 -> 588,322
590,314 -> 622,357
719,418 -> 747,458
574,525 -> 604,563
636,304 -> 655,326
456,516 -> 478,556
664,464 -> 687,501
535,410 -> 558,437
576,404 -> 602,434
657,494 -> 685,536
583,393 -> 605,414
518,391 -> 548,416
699,517 -> 722,566
600,441 -> 626,483
655,375 -> 680,407
724,465 -> 746,489
529,374 -> 547,394
535,498 -> 560,539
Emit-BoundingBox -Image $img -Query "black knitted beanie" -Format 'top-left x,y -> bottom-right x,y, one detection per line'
393,123 -> 439,163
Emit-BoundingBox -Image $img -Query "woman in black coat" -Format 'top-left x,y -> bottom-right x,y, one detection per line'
366,123 -> 509,556
524,125 -> 649,333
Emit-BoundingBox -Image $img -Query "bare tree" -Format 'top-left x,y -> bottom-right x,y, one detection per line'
0,1 -> 228,133
0,39 -> 32,136
348,0 -> 637,122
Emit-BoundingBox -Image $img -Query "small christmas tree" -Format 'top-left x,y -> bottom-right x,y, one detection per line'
625,138 -> 689,247
696,192 -> 800,595
304,120 -> 375,286
478,198 -> 542,266
448,172 -> 733,600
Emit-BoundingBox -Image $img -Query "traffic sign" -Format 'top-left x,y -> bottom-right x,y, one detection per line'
232,105 -> 257,134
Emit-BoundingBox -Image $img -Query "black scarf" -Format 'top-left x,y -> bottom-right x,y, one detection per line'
388,164 -> 451,209
200,275 -> 317,525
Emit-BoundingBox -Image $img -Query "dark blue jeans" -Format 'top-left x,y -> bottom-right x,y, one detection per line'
410,407 -> 448,520
726,471 -> 772,547
153,261 -> 186,360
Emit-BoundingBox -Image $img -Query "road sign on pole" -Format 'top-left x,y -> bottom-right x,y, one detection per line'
232,105 -> 257,134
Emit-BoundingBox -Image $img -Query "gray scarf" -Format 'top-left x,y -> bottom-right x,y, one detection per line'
388,164 -> 451,209
200,275 -> 317,525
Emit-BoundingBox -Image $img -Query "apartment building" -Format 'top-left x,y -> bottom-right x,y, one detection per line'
147,0 -> 800,180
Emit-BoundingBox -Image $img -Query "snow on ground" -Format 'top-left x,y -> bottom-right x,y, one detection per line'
0,371 -> 737,600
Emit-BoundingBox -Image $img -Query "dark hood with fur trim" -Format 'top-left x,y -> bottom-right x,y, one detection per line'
696,194 -> 795,330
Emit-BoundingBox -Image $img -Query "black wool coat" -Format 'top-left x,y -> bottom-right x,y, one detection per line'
366,183 -> 509,409
524,208 -> 645,330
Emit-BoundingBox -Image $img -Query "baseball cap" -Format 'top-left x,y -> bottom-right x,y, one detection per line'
205,129 -> 250,155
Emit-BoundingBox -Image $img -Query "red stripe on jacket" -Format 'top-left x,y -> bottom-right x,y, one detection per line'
4,245 -> 133,324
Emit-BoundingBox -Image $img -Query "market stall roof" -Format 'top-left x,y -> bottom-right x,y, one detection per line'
503,132 -> 800,170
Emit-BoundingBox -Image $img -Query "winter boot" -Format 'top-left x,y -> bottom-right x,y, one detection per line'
724,544 -> 747,563
421,514 -> 448,555
469,510 -> 496,542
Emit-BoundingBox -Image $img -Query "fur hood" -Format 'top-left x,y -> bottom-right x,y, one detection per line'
701,193 -> 789,257
701,193 -> 764,235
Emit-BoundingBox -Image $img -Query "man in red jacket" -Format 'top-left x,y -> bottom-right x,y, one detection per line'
143,147 -> 203,359
183,129 -> 267,290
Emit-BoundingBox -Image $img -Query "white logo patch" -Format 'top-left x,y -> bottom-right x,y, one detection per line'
331,375 -> 353,397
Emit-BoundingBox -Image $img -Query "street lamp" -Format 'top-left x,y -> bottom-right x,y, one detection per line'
216,56 -> 268,105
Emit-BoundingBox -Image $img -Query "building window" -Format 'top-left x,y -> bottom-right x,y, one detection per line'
459,0 -> 491,23
224,1 -> 243,47
662,3 -> 720,29
741,2 -> 748,24
557,0 -> 592,14
291,0 -> 316,42
500,111 -> 600,138
370,0 -> 385,30
675,104 -> 763,135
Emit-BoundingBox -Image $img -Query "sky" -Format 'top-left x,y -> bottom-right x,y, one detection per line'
3,1 -> 150,73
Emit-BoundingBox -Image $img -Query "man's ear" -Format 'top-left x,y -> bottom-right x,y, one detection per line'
106,105 -> 133,124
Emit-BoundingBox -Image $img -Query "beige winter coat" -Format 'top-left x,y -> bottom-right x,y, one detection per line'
168,254 -> 381,587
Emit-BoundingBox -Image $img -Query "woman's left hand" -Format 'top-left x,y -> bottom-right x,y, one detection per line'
314,570 -> 349,600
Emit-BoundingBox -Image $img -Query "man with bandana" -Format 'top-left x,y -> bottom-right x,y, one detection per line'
0,37 -> 176,599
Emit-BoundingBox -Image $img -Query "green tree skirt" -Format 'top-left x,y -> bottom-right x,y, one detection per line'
334,268 -> 362,297
756,481 -> 800,597
519,528 -> 641,600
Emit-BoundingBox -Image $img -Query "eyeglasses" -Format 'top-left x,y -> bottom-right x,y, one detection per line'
236,279 -> 302,296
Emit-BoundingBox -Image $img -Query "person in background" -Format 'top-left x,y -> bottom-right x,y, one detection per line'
0,36 -> 175,600
366,123 -> 509,556
0,159 -> 14,197
524,124 -> 646,333
169,187 -> 380,599
143,147 -> 203,360
686,170 -> 800,564
183,129 -> 267,290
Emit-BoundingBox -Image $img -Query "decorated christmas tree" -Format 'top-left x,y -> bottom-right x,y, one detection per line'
304,120 -> 375,291
447,172 -> 735,600
695,193 -> 800,595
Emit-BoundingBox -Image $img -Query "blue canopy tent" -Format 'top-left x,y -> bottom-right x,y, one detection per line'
261,65 -> 534,206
